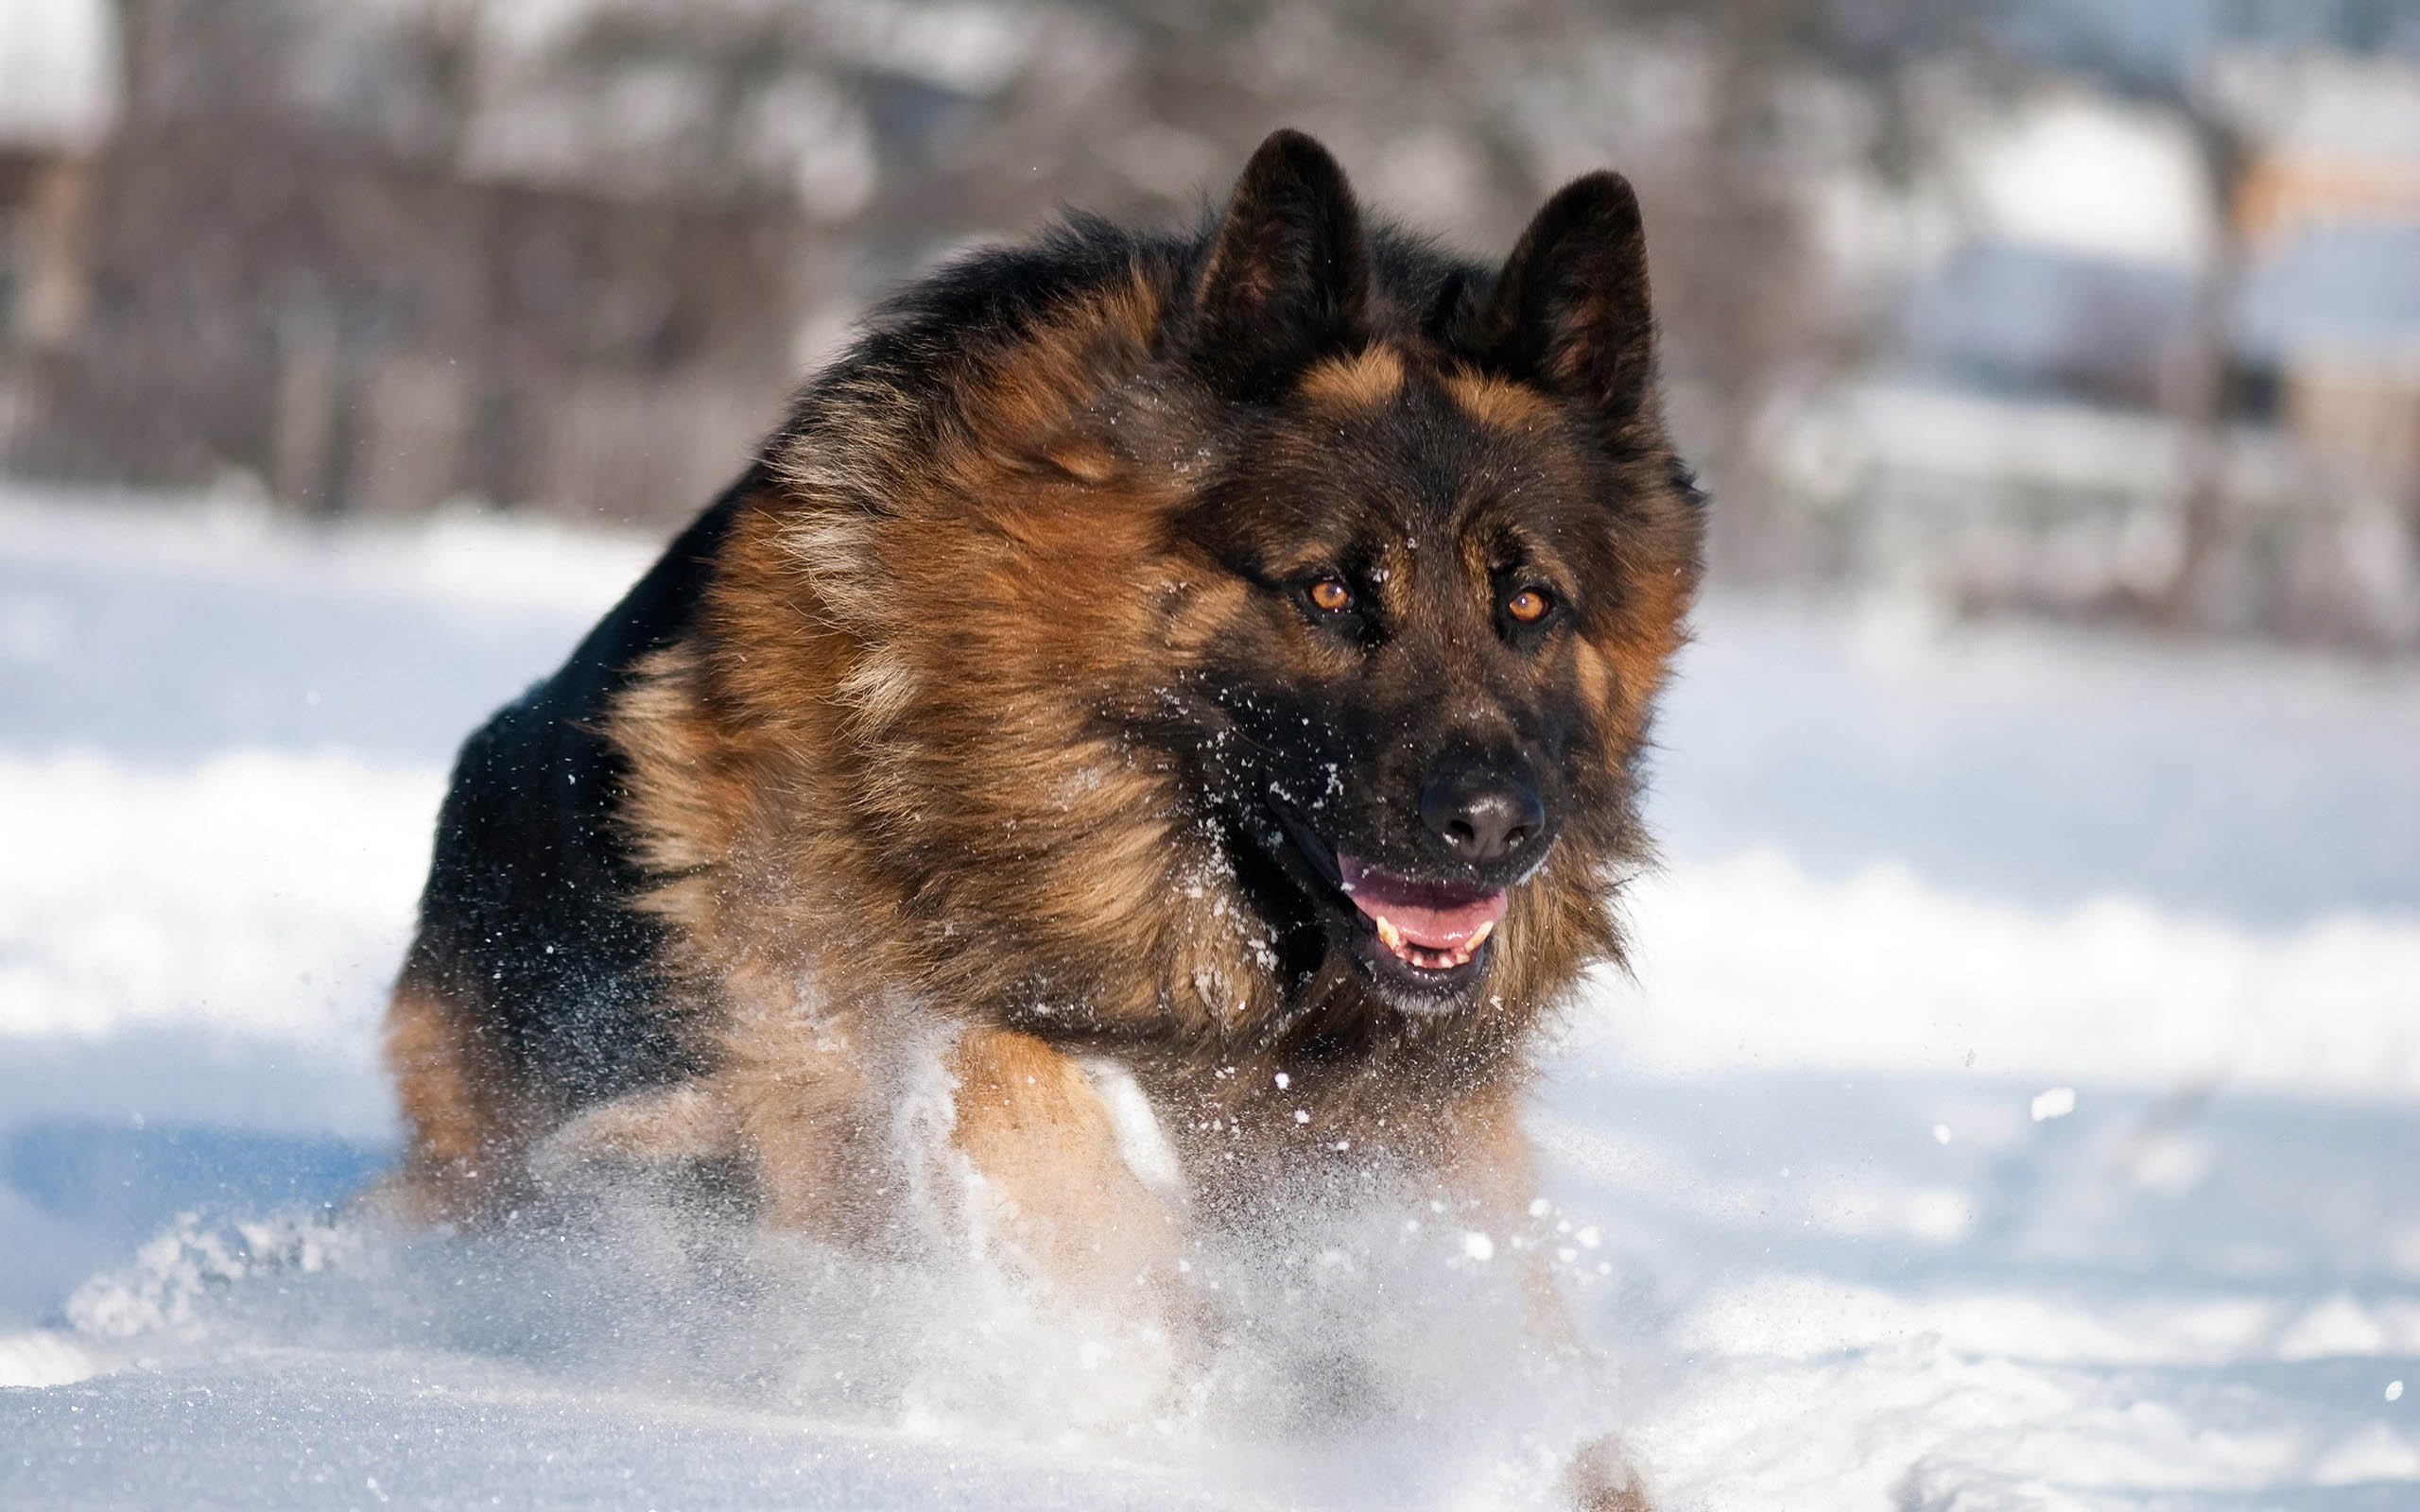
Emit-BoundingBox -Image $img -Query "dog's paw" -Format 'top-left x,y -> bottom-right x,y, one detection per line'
1562,1434 -> 1652,1512
528,1083 -> 738,1181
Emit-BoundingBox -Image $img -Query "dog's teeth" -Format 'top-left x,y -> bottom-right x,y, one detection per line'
1373,913 -> 1493,971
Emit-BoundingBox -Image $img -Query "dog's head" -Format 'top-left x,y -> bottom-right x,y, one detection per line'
1136,131 -> 1704,1021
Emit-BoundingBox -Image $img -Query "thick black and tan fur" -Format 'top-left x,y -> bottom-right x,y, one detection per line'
385,129 -> 1699,1504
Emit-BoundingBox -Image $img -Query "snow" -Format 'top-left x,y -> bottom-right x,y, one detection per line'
4,478 -> 2418,1508
0,0 -> 120,152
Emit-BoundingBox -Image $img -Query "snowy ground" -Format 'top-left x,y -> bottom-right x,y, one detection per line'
2,480 -> 2416,1509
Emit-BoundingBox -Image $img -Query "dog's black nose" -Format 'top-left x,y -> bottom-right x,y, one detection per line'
1419,764 -> 1545,865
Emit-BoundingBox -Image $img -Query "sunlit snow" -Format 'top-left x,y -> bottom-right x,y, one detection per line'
3,481 -> 2416,1509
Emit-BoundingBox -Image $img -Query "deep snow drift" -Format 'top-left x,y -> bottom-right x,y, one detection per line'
2,482 -> 2416,1509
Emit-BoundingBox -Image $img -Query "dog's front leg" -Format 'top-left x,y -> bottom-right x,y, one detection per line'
944,1026 -> 1184,1308
1440,1080 -> 1653,1512
1437,1077 -> 1579,1350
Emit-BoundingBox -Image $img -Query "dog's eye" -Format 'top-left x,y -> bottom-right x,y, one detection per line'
1506,588 -> 1551,624
1307,578 -> 1355,613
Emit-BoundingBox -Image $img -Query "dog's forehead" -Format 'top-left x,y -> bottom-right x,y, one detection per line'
1239,361 -> 1592,570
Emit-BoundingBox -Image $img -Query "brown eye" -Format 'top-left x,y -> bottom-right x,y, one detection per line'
1308,578 -> 1354,612
1507,588 -> 1551,623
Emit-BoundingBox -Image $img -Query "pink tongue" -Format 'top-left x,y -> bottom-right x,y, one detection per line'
1338,854 -> 1508,950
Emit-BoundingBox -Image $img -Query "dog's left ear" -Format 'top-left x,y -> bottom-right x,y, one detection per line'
1191,129 -> 1372,400
1475,172 -> 1658,432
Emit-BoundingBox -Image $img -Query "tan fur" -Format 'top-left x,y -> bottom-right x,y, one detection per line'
1296,344 -> 1407,412
1564,1438 -> 1655,1512
1444,367 -> 1558,434
531,1083 -> 739,1177
1432,1077 -> 1563,1319
946,1027 -> 1182,1296
382,976 -> 540,1221
713,963 -> 890,1242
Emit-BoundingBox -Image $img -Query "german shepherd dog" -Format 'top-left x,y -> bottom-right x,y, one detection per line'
385,129 -> 1701,1503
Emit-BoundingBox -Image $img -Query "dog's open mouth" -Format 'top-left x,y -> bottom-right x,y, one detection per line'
1337,854 -> 1507,972
1264,798 -> 1511,1000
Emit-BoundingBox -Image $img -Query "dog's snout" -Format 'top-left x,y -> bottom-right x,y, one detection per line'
1418,761 -> 1546,866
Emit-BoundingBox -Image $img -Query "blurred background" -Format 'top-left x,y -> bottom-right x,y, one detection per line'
3,0 -> 2420,646
3,5 -> 2419,1508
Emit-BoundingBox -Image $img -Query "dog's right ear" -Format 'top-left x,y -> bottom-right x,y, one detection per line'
1189,129 -> 1372,402
1474,171 -> 1659,434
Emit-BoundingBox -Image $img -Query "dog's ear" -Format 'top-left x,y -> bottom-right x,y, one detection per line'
1476,172 -> 1658,431
1191,129 -> 1371,400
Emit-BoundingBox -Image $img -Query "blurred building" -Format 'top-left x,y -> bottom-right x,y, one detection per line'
0,0 -> 863,522
1909,91 -> 2209,410
2228,47 -> 2420,490
0,0 -> 117,365
1779,40 -> 2420,649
